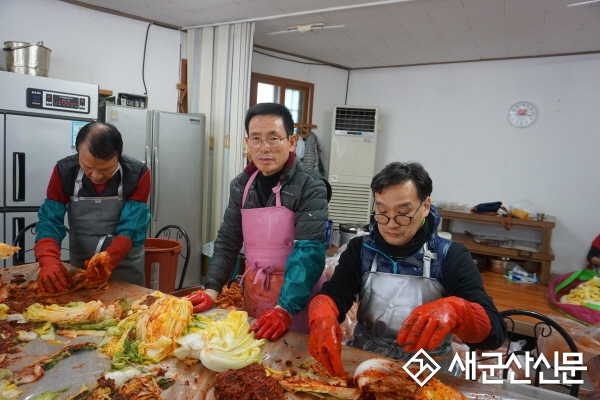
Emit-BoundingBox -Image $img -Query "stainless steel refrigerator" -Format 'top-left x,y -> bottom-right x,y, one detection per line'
0,71 -> 99,267
102,104 -> 205,288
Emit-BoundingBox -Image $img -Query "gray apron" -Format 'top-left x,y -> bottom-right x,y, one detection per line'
351,243 -> 458,374
68,165 -> 145,286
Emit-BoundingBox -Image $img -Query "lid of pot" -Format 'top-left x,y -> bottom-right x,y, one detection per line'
339,223 -> 362,233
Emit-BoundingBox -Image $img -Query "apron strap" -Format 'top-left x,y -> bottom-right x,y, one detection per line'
371,244 -> 436,277
116,164 -> 123,199
73,168 -> 85,200
242,170 -> 260,207
423,243 -> 431,278
95,234 -> 113,254
72,164 -> 124,200
272,181 -> 283,207
422,242 -> 437,278
241,262 -> 284,290
241,170 -> 284,207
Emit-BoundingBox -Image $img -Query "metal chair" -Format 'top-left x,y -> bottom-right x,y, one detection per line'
154,225 -> 190,291
12,222 -> 70,266
474,309 -> 581,397
12,222 -> 38,266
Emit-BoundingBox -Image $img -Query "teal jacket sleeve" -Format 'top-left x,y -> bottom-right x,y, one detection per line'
35,199 -> 68,243
277,240 -> 326,315
115,200 -> 151,247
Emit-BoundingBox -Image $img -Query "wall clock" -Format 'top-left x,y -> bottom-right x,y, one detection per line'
508,101 -> 538,128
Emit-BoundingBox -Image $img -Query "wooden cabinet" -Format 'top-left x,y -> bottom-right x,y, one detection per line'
438,210 -> 555,285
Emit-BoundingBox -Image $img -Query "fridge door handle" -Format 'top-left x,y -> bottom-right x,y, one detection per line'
152,146 -> 159,221
13,152 -> 26,201
145,145 -> 150,167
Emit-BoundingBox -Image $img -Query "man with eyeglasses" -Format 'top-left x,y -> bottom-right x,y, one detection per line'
194,103 -> 329,341
307,162 -> 506,377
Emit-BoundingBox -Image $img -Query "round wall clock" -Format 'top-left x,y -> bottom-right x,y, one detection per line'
508,101 -> 538,128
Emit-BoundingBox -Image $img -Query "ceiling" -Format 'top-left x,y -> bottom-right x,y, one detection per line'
66,0 -> 600,70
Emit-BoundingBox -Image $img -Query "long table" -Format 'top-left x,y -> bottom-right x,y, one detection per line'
0,263 -> 576,399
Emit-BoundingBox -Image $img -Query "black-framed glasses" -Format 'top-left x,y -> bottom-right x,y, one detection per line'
247,136 -> 288,149
373,199 -> 425,226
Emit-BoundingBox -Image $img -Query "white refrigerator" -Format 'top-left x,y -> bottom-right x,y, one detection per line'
0,71 -> 98,267
102,104 -> 205,288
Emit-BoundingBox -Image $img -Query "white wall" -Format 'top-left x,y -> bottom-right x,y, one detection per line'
0,0 -> 181,112
251,49 -> 349,175
347,54 -> 600,275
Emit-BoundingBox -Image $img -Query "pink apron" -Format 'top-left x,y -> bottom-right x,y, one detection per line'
241,170 -> 325,333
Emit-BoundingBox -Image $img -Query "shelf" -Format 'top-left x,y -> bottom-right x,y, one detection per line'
451,233 -> 554,262
439,209 -> 555,229
439,209 -> 555,286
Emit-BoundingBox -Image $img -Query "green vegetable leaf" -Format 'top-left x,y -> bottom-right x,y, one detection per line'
29,386 -> 69,400
157,377 -> 175,390
111,328 -> 156,370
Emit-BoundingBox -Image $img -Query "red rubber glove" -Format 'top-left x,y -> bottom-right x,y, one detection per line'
308,295 -> 346,377
396,296 -> 492,352
186,289 -> 218,313
35,238 -> 70,293
85,236 -> 132,286
106,235 -> 132,271
250,307 -> 292,341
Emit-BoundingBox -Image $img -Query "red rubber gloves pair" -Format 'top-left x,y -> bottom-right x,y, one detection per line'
35,236 -> 133,292
307,295 -> 346,377
185,289 -> 218,313
396,296 -> 491,352
84,236 -> 133,286
35,238 -> 70,292
250,307 -> 292,341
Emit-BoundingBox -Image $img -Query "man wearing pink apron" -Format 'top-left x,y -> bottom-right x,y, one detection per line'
306,162 -> 506,377
198,103 -> 329,340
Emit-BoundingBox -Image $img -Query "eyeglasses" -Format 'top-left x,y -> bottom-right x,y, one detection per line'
373,199 -> 425,226
247,136 -> 288,149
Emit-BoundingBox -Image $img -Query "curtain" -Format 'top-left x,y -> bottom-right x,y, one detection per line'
187,22 -> 254,247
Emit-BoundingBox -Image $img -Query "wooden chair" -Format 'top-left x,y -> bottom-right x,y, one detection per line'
473,309 -> 581,397
154,225 -> 190,291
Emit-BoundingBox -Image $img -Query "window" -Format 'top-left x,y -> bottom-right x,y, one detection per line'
250,73 -> 314,134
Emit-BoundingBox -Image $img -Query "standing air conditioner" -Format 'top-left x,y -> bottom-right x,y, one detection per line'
328,105 -> 379,225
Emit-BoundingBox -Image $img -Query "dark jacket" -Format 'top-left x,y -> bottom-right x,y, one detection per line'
204,155 -> 328,293
321,205 -> 507,350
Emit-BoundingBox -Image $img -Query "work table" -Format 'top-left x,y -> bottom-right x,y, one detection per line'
0,263 -> 573,400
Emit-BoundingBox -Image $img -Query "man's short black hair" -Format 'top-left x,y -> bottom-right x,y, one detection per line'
75,121 -> 123,160
371,162 -> 432,202
244,103 -> 294,136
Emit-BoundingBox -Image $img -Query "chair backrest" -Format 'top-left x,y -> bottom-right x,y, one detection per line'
12,222 -> 38,266
12,222 -> 70,266
154,225 -> 190,291
482,309 -> 581,397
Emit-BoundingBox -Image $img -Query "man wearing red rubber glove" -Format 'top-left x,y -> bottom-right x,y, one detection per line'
199,103 -> 328,340
35,122 -> 150,292
309,162 -> 506,377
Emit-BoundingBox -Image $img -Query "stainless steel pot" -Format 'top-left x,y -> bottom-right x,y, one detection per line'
339,223 -> 365,246
3,41 -> 52,77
